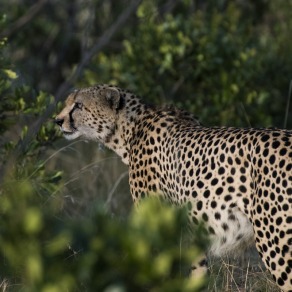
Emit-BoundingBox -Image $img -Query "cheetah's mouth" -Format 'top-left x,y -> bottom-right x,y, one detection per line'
63,130 -> 76,135
62,129 -> 80,140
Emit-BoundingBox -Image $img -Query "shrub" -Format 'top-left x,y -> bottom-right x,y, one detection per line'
0,178 -> 207,291
83,1 -> 292,128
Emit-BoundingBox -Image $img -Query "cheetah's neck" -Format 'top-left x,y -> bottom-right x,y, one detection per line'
102,92 -> 152,165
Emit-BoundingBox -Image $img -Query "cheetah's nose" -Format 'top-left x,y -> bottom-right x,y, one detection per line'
55,118 -> 64,127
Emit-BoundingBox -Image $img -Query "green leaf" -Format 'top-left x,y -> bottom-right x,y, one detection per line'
3,69 -> 17,79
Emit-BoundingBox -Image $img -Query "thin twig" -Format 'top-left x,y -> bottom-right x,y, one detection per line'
26,139 -> 84,180
284,80 -> 292,128
222,258 -> 241,292
244,258 -> 250,291
105,171 -> 129,207
240,102 -> 251,127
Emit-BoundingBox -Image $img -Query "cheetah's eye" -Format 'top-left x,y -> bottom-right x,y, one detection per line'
74,102 -> 83,110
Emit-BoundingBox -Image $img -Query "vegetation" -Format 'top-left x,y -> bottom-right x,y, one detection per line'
0,0 -> 291,291
1,180 -> 206,291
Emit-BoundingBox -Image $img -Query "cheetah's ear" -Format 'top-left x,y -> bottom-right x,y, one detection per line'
100,87 -> 122,110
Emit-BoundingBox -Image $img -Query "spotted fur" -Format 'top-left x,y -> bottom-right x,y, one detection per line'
55,85 -> 292,291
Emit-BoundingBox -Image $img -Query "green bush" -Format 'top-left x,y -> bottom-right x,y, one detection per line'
83,1 -> 292,128
0,178 -> 207,291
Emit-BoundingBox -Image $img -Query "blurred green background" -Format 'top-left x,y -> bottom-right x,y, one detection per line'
0,0 -> 291,291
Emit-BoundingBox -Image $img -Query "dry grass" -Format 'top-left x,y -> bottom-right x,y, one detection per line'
46,139 -> 132,218
207,248 -> 280,292
0,280 -> 9,292
0,279 -> 22,292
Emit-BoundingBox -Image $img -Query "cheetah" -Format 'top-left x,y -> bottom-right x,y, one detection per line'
55,84 -> 292,291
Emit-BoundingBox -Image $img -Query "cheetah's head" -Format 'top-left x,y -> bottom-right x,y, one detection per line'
55,85 -> 124,142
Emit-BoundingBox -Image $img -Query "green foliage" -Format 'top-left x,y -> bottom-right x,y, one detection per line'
0,179 -> 207,292
1,1 -> 291,127
0,37 -> 60,155
0,37 -> 20,135
83,1 -> 292,128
